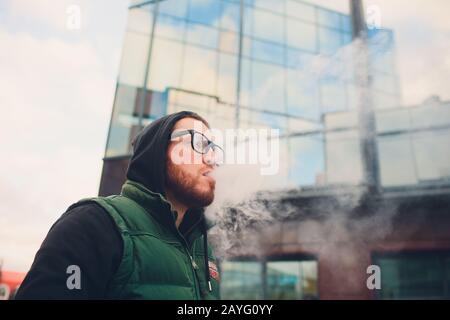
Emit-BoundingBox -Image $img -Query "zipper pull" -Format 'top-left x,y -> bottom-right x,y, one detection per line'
190,255 -> 199,269
208,281 -> 212,292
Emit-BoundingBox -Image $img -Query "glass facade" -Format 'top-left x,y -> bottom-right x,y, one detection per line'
220,259 -> 318,299
374,252 -> 450,299
107,0 -> 355,186
106,0 -> 450,191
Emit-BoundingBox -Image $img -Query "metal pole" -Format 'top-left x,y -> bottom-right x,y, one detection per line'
235,0 -> 245,129
137,1 -> 161,128
351,0 -> 380,194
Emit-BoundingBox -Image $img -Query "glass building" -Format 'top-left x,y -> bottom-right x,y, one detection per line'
100,0 -> 450,299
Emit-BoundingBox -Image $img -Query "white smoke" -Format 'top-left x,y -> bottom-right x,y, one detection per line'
205,33 -> 403,267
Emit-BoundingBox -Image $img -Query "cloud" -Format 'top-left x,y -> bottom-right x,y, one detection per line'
0,2 -> 127,271
366,0 -> 450,105
6,0 -> 71,32
303,0 -> 450,105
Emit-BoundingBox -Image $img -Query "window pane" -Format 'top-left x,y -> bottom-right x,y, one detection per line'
252,39 -> 284,65
341,14 -> 352,33
377,135 -> 418,187
221,261 -> 263,299
239,57 -> 252,106
218,53 -> 237,103
412,130 -> 450,183
106,84 -> 138,157
375,253 -> 449,299
155,14 -> 185,41
286,0 -> 315,23
286,48 -> 315,69
318,7 -> 341,29
159,0 -> 188,18
342,31 -> 352,45
119,31 -> 150,87
219,30 -> 239,54
325,111 -> 357,130
220,0 -> 240,32
186,22 -> 219,49
252,8 -> 284,43
188,0 -> 222,27
251,61 -> 284,112
148,38 -> 183,91
287,69 -> 320,120
325,130 -> 363,184
267,261 -> 318,300
289,135 -> 325,186
320,80 -> 347,112
181,46 -> 217,95
376,108 -> 411,133
319,27 -> 343,55
410,103 -> 450,129
286,19 -> 317,52
127,8 -> 153,34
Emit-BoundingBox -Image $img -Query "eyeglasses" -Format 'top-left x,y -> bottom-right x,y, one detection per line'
170,129 -> 224,166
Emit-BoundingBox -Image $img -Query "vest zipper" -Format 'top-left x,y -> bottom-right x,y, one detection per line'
169,209 -> 203,299
176,231 -> 201,300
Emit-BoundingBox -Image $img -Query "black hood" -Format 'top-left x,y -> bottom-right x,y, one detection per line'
126,110 -> 206,196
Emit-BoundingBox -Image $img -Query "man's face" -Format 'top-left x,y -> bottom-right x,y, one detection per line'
166,117 -> 216,208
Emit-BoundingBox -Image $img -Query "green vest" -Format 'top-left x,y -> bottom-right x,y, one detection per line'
71,180 -> 221,300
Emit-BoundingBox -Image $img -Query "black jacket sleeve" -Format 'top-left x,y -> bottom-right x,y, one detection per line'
15,202 -> 123,299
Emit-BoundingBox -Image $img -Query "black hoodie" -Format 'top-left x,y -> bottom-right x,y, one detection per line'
16,111 -> 212,299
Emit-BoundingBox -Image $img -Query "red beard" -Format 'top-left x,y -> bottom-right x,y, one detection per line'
165,160 -> 215,208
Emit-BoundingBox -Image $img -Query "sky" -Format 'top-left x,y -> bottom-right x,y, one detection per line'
1,0 -> 450,272
0,0 -> 129,271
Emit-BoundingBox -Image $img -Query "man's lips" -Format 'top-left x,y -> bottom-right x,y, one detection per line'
202,170 -> 216,184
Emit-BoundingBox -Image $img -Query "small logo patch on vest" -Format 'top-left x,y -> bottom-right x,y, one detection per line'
208,261 -> 220,282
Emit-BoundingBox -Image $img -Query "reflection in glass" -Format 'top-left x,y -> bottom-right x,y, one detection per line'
186,22 -> 219,49
252,8 -> 284,43
375,253 -> 450,299
289,135 -> 325,186
148,38 -> 183,91
251,61 -> 285,112
155,14 -> 185,41
286,0 -> 315,23
318,8 -> 341,29
218,53 -> 238,103
286,19 -> 317,52
188,0 -> 222,27
221,260 -> 318,300
221,262 -> 262,300
159,0 -> 188,18
320,80 -> 347,113
219,30 -> 239,54
220,0 -> 240,32
119,32 -> 150,87
325,130 -> 363,184
127,8 -> 153,35
106,84 -> 138,157
251,39 -> 284,65
267,261 -> 318,300
181,46 -> 217,95
319,27 -> 343,55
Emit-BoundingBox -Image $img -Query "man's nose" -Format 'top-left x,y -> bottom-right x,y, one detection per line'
202,148 -> 216,167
